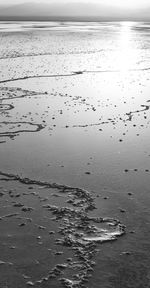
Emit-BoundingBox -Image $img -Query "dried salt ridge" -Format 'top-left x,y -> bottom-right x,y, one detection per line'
0,87 -> 46,140
0,104 -> 14,111
0,72 -> 81,84
70,101 -> 150,129
1,68 -> 150,84
0,121 -> 44,138
0,171 -> 125,288
0,49 -> 105,60
0,86 -> 45,100
126,103 -> 150,121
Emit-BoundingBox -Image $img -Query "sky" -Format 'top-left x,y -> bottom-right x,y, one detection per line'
0,0 -> 149,21
0,0 -> 149,9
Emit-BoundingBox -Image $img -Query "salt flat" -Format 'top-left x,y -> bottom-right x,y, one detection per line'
0,21 -> 150,288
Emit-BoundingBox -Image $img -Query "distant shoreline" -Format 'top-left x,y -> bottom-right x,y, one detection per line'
0,17 -> 149,22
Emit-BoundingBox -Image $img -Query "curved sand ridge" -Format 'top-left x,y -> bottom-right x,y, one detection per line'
0,121 -> 44,138
0,86 -> 46,140
0,171 -> 125,288
0,67 -> 150,84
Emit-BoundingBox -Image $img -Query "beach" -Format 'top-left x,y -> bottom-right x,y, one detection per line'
0,21 -> 150,287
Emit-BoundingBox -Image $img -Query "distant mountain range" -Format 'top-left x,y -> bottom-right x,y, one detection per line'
0,2 -> 149,21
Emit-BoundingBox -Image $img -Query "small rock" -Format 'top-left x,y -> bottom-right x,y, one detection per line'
49,231 -> 55,235
13,203 -> 24,207
38,225 -> 46,230
0,260 -> 5,265
121,251 -> 131,255
36,236 -> 41,240
120,209 -> 126,213
26,281 -> 34,286
54,251 -> 63,256
85,172 -> 91,175
19,223 -> 26,227
23,274 -> 30,279
22,207 -> 34,212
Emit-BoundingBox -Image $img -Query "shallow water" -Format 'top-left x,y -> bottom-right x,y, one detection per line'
0,21 -> 150,287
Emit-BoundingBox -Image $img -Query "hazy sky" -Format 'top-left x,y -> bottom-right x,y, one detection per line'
0,0 -> 149,9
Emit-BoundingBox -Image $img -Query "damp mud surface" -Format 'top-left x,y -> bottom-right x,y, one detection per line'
0,21 -> 150,288
0,171 -> 125,288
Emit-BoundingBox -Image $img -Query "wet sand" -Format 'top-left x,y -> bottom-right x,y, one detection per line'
0,21 -> 150,287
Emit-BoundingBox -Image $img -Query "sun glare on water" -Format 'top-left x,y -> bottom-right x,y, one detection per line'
116,22 -> 138,74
